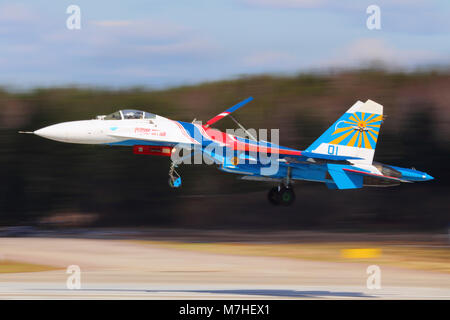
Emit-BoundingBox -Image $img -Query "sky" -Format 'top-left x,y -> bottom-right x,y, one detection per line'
0,0 -> 449,89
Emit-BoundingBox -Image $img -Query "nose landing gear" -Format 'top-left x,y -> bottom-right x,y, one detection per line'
168,163 -> 182,188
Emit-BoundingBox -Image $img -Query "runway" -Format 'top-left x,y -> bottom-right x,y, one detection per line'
0,238 -> 449,299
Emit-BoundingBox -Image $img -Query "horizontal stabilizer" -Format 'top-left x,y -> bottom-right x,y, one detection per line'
327,164 -> 363,189
325,182 -> 338,189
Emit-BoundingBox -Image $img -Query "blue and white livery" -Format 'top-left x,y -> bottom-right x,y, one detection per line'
21,98 -> 434,206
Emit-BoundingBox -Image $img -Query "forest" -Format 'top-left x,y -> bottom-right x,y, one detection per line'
0,69 -> 448,231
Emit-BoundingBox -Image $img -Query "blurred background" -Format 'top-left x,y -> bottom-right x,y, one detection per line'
0,1 -> 449,232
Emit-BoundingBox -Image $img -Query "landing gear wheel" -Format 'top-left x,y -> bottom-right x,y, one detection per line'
279,186 -> 295,206
168,177 -> 182,188
267,187 -> 281,206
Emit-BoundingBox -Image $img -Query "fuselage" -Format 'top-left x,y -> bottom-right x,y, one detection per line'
32,110 -> 433,187
33,111 -> 301,154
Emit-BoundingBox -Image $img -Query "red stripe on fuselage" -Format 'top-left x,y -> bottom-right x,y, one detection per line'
343,168 -> 400,181
203,126 -> 301,156
172,120 -> 198,144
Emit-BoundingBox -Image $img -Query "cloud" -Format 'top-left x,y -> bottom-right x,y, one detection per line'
240,0 -> 433,10
137,39 -> 218,56
0,7 -> 221,87
242,51 -> 299,68
321,38 -> 446,68
241,0 -> 327,9
0,1 -> 448,88
35,17 -> 220,64
92,20 -> 133,28
87,22 -> 219,60
1,44 -> 38,54
0,3 -> 35,22
103,67 -> 168,78
91,19 -> 188,39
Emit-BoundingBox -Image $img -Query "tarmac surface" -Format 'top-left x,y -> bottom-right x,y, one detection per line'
0,237 -> 449,299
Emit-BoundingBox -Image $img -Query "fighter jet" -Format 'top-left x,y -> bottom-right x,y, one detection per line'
20,97 -> 433,206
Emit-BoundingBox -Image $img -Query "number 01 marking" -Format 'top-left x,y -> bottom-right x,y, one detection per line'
328,145 -> 339,155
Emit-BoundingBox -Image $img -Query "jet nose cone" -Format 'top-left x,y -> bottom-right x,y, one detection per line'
34,123 -> 68,142
34,120 -> 102,144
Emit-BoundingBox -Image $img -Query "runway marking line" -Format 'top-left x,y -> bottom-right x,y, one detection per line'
132,241 -> 450,273
0,260 -> 60,274
340,248 -> 381,259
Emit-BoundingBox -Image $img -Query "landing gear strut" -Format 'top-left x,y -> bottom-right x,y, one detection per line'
168,163 -> 182,188
267,184 -> 295,206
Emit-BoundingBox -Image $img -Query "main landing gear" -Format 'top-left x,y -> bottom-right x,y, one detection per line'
267,166 -> 295,206
267,184 -> 295,206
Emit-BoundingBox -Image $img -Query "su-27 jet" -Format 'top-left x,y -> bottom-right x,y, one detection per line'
20,97 -> 433,206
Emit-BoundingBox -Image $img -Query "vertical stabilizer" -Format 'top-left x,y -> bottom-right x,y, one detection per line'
305,100 -> 383,164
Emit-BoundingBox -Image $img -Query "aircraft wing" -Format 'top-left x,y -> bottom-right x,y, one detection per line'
205,97 -> 253,127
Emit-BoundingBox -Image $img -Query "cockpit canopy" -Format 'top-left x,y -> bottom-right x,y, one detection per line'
103,109 -> 156,120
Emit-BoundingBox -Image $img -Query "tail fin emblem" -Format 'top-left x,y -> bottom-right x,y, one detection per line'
330,112 -> 382,149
